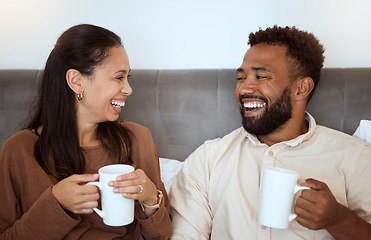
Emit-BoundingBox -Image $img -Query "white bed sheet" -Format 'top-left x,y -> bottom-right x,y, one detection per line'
159,157 -> 184,194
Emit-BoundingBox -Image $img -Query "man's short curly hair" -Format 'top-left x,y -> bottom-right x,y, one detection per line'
248,25 -> 325,101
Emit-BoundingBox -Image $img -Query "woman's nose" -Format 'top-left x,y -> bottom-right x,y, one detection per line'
121,80 -> 133,96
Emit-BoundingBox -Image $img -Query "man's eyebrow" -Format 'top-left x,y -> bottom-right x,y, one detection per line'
251,67 -> 271,73
236,68 -> 244,73
237,67 -> 271,73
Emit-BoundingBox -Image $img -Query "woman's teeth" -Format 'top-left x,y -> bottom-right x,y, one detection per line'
111,100 -> 125,108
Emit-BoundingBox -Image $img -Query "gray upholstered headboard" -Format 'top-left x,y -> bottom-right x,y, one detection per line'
1,68 -> 371,161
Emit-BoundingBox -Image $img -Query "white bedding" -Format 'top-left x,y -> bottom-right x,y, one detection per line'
159,157 -> 184,194
353,120 -> 371,144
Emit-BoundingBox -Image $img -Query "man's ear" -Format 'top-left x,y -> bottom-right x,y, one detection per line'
294,77 -> 314,100
66,69 -> 83,94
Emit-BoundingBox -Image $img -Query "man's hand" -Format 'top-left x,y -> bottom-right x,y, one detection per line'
294,178 -> 342,230
295,178 -> 371,240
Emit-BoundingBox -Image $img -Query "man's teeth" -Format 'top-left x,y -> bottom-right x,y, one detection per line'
111,100 -> 125,108
243,102 -> 266,108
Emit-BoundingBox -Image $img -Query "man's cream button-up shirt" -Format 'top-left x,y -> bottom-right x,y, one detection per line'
170,113 -> 371,240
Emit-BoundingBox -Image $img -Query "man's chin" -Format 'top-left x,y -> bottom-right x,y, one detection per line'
242,114 -> 263,125
243,119 -> 262,135
242,116 -> 274,136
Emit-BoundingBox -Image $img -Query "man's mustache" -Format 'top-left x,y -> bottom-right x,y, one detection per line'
239,94 -> 268,104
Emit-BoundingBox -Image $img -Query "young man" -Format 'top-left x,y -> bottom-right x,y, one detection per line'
170,26 -> 371,239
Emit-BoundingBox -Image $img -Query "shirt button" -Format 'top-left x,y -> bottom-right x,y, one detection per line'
268,151 -> 273,156
261,226 -> 267,230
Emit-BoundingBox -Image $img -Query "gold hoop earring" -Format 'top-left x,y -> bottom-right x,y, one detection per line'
77,93 -> 83,101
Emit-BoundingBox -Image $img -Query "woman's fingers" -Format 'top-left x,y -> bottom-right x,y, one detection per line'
109,169 -> 158,204
113,185 -> 140,194
52,174 -> 100,214
73,199 -> 99,214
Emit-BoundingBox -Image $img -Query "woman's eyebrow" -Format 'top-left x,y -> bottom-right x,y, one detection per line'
115,69 -> 131,74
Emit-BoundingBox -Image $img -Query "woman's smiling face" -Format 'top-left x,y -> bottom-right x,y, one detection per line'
77,46 -> 132,125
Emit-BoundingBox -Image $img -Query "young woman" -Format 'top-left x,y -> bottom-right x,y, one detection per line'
0,24 -> 171,239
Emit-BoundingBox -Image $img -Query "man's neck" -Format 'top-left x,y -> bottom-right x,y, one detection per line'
257,114 -> 309,147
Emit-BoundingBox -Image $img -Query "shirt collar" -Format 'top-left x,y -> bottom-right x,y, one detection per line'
245,112 -> 316,147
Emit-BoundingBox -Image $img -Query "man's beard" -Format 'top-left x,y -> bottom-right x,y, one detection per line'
240,86 -> 292,136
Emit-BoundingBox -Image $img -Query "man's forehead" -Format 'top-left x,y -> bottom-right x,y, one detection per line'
245,44 -> 287,59
239,44 -> 288,70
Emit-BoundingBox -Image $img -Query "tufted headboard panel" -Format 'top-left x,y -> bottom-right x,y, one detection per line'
1,68 -> 370,161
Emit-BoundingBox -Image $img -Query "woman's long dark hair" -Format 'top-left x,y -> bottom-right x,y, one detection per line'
28,24 -> 132,180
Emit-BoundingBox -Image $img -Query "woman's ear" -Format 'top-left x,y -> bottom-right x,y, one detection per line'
295,77 -> 314,100
66,69 -> 83,94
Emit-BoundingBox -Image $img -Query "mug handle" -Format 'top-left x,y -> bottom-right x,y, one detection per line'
288,185 -> 310,222
86,182 -> 105,219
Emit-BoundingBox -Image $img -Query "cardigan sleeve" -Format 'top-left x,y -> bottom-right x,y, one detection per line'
125,122 -> 172,239
0,132 -> 80,240
0,187 -> 80,240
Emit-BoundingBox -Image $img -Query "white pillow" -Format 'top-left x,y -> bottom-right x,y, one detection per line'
353,120 -> 371,144
159,157 -> 184,194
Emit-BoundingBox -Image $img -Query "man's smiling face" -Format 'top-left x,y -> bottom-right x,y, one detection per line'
236,43 -> 294,136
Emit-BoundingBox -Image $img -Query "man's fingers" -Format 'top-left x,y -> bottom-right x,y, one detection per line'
298,179 -> 332,204
295,215 -> 318,230
299,178 -> 328,191
296,194 -> 315,211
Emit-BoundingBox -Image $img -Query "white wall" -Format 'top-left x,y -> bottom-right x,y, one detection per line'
0,0 -> 370,69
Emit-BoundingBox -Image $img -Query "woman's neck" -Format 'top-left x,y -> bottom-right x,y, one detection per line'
78,122 -> 100,148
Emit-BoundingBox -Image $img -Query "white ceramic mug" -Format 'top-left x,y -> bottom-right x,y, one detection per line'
87,164 -> 135,226
258,167 -> 310,229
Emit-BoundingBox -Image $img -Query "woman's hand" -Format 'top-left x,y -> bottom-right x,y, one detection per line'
108,169 -> 158,206
52,174 -> 100,214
